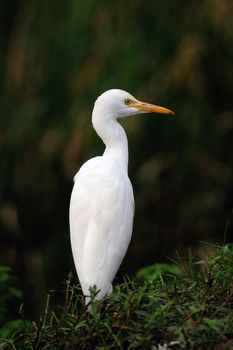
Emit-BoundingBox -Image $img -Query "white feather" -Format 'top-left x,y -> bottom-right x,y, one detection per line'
70,156 -> 134,300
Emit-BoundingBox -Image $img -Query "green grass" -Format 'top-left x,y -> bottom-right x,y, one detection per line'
2,244 -> 233,349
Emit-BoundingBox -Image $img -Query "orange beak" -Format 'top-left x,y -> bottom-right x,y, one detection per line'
130,100 -> 175,115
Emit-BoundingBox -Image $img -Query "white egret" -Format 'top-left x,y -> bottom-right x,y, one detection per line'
69,89 -> 174,304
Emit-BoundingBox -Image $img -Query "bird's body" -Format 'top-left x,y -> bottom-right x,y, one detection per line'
69,89 -> 174,303
70,155 -> 134,300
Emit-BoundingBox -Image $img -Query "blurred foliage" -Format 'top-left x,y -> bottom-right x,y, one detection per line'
136,263 -> 182,284
0,267 -> 22,324
0,266 -> 25,340
0,0 -> 233,317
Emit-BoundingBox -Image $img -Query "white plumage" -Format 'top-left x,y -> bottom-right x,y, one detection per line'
69,89 -> 174,303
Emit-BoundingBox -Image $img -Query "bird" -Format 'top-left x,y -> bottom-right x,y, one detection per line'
69,89 -> 174,305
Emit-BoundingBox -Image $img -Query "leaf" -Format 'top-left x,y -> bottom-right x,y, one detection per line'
136,263 -> 183,282
203,318 -> 223,332
0,319 -> 31,339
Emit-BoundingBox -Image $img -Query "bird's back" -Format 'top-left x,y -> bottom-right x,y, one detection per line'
69,156 -> 134,300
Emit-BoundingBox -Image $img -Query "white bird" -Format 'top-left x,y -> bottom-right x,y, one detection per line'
69,89 -> 174,304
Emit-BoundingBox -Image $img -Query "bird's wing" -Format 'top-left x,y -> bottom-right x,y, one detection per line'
69,157 -> 134,299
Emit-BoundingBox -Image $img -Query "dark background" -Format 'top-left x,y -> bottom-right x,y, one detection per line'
0,0 -> 232,318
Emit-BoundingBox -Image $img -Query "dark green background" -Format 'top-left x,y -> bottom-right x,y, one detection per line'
0,0 -> 232,318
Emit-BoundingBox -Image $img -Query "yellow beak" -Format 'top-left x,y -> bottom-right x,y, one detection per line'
131,100 -> 175,115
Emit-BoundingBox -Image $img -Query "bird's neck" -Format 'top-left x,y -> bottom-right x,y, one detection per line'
92,112 -> 129,170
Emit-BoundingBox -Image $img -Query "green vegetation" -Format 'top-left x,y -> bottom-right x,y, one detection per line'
0,267 -> 22,331
0,266 -> 30,345
1,244 -> 233,349
0,267 -> 21,324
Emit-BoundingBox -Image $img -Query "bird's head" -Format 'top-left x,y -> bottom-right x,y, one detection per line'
94,89 -> 174,119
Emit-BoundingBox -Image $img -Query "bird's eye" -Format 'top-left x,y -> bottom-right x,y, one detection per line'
124,99 -> 131,105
